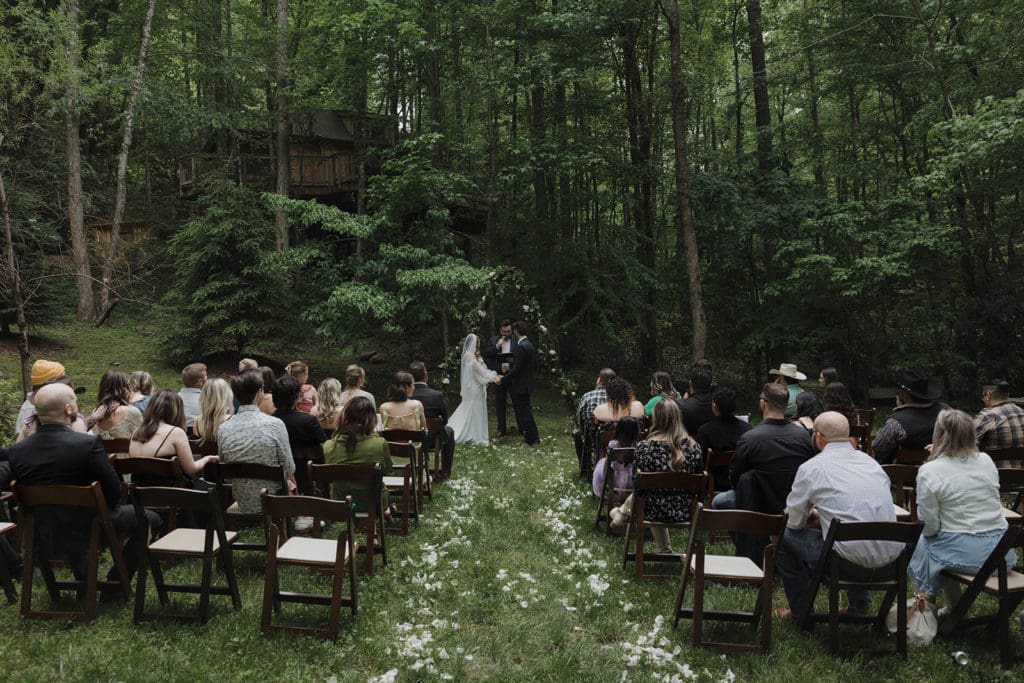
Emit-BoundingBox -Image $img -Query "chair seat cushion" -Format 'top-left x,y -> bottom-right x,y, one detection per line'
1003,507 -> 1021,520
692,554 -> 764,580
945,568 -> 1024,593
0,521 -> 14,535
382,476 -> 408,488
277,537 -> 351,566
893,504 -> 912,520
150,528 -> 238,554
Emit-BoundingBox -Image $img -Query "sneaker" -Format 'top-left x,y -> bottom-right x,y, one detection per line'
609,507 -> 627,528
293,516 -> 314,533
938,606 -> 950,620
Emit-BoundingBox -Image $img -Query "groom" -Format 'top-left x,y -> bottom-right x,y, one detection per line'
502,320 -> 539,446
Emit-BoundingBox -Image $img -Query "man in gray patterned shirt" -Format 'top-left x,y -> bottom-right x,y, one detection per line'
218,369 -> 296,514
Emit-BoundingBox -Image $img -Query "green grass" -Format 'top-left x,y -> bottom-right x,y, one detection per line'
1,322 -> 1022,681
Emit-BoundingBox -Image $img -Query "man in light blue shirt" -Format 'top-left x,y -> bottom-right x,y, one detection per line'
177,362 -> 207,428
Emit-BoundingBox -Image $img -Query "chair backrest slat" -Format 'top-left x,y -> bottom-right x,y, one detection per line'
691,502 -> 787,536
896,448 -> 929,465
113,456 -> 185,483
380,429 -> 426,444
102,438 -> 133,456
989,446 -> 1024,465
14,481 -> 104,509
607,447 -> 636,465
261,492 -> 353,522
130,484 -> 213,512
705,449 -> 734,469
826,520 -> 922,544
634,471 -> 707,493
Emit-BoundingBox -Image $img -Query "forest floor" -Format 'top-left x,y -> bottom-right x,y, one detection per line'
0,321 -> 1020,681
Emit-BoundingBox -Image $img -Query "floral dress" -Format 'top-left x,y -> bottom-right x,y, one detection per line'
633,438 -> 704,524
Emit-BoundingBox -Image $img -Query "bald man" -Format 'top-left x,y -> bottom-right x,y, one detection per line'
774,411 -> 902,620
0,384 -> 159,592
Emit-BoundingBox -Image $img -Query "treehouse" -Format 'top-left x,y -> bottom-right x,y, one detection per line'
178,110 -> 395,208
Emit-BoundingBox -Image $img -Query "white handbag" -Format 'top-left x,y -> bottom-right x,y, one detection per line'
886,593 -> 938,646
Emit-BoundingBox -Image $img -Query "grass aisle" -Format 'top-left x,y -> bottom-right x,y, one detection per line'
0,393 -> 1019,681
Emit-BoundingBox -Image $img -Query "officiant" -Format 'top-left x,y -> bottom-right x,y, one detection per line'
483,319 -> 516,438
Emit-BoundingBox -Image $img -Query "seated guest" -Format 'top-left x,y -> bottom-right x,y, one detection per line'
273,376 -> 327,492
793,391 -> 824,433
770,363 -> 806,417
340,364 -> 375,412
592,377 -> 645,423
573,368 -> 615,468
678,367 -> 715,435
696,386 -> 753,495
608,400 -> 704,553
238,358 -> 258,372
910,409 -> 1017,610
592,416 -> 640,498
872,370 -> 947,464
818,366 -> 840,388
285,360 -> 317,414
1,384 -> 160,590
822,381 -> 856,424
128,370 -> 154,414
257,366 -> 277,415
311,378 -> 344,431
192,378 -> 234,446
644,371 -> 681,417
775,411 -> 900,619
323,397 -> 393,515
177,363 -> 207,428
87,370 -> 143,438
974,379 -> 1024,466
16,362 -> 87,442
379,371 -> 425,430
716,382 -> 812,511
217,370 -> 296,514
129,390 -> 219,481
410,362 -> 456,481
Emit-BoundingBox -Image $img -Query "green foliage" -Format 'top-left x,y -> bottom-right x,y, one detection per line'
157,180 -> 307,363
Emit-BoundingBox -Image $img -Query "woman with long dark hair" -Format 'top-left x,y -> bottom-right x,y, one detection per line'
324,397 -> 393,510
88,369 -> 143,438
822,382 -> 856,423
129,389 -> 219,479
378,371 -> 425,430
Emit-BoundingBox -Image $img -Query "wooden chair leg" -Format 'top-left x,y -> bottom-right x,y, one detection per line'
222,547 -> 242,610
20,523 -> 37,616
260,527 -> 279,633
827,561 -> 840,653
672,564 -> 691,628
83,524 -> 101,624
133,549 -> 148,624
198,552 -> 213,623
150,553 -> 170,605
0,557 -> 16,604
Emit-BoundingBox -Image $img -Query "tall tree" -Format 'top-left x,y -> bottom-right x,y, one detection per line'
65,0 -> 93,320
745,1 -> 773,171
274,0 -> 290,249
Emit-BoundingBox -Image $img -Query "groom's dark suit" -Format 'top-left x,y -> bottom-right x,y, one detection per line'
503,336 -> 539,444
483,333 -> 517,436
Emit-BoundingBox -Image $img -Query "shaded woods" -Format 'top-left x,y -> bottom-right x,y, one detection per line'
2,1 -> 1022,400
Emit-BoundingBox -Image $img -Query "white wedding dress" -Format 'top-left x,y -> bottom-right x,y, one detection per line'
448,334 -> 497,445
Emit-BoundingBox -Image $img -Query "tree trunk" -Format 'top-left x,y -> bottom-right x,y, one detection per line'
0,164 -> 31,393
96,0 -> 158,323
803,0 -> 825,193
745,1 -> 773,171
274,0 -> 290,250
424,0 -> 444,162
731,4 -> 743,156
66,0 -> 93,320
662,0 -> 707,361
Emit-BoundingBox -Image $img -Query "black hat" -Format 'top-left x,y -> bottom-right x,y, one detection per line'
897,370 -> 941,402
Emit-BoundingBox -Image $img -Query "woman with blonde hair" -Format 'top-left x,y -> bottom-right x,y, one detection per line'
608,399 -> 703,553
193,378 -> 235,445
286,360 -> 317,414
340,364 -> 375,410
312,377 -> 344,430
129,370 -> 154,413
908,409 -> 1017,609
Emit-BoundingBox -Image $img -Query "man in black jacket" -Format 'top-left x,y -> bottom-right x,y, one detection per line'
0,383 -> 159,589
503,321 -> 539,445
482,320 -> 517,437
410,362 -> 456,480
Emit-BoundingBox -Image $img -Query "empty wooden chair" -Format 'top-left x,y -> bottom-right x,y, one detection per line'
594,447 -> 635,532
622,471 -> 707,581
309,462 -> 388,575
882,464 -> 919,521
260,491 -> 358,640
796,519 -> 923,658
0,520 -> 17,603
672,504 -> 787,652
14,481 -> 132,624
938,523 -> 1024,668
381,428 -> 431,503
130,485 -> 241,623
205,462 -> 287,553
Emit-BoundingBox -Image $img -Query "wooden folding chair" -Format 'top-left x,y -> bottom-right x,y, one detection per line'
13,481 -> 132,624
425,417 -> 445,480
853,408 -> 876,429
989,446 -> 1024,469
704,449 -> 735,542
309,462 -> 388,576
102,437 -> 133,459
189,439 -> 219,457
260,491 -> 358,640
999,468 -> 1024,519
623,471 -> 707,581
130,485 -> 241,623
796,519 -> 923,658
672,504 -> 787,652
895,447 -> 929,465
849,424 -> 872,455
113,456 -> 193,529
382,428 -> 431,503
383,442 -> 417,535
882,464 -> 919,521
938,524 -> 1024,668
205,462 -> 287,553
594,447 -> 635,531
0,521 -> 17,604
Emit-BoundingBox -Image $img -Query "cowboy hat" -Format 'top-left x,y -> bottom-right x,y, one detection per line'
769,363 -> 807,381
897,370 -> 942,402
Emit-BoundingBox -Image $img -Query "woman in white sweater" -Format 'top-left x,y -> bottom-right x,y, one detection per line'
908,409 -> 1017,607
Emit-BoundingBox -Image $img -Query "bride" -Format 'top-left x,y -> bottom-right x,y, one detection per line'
448,333 -> 500,444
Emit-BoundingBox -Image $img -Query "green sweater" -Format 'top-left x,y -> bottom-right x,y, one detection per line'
323,435 -> 392,511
